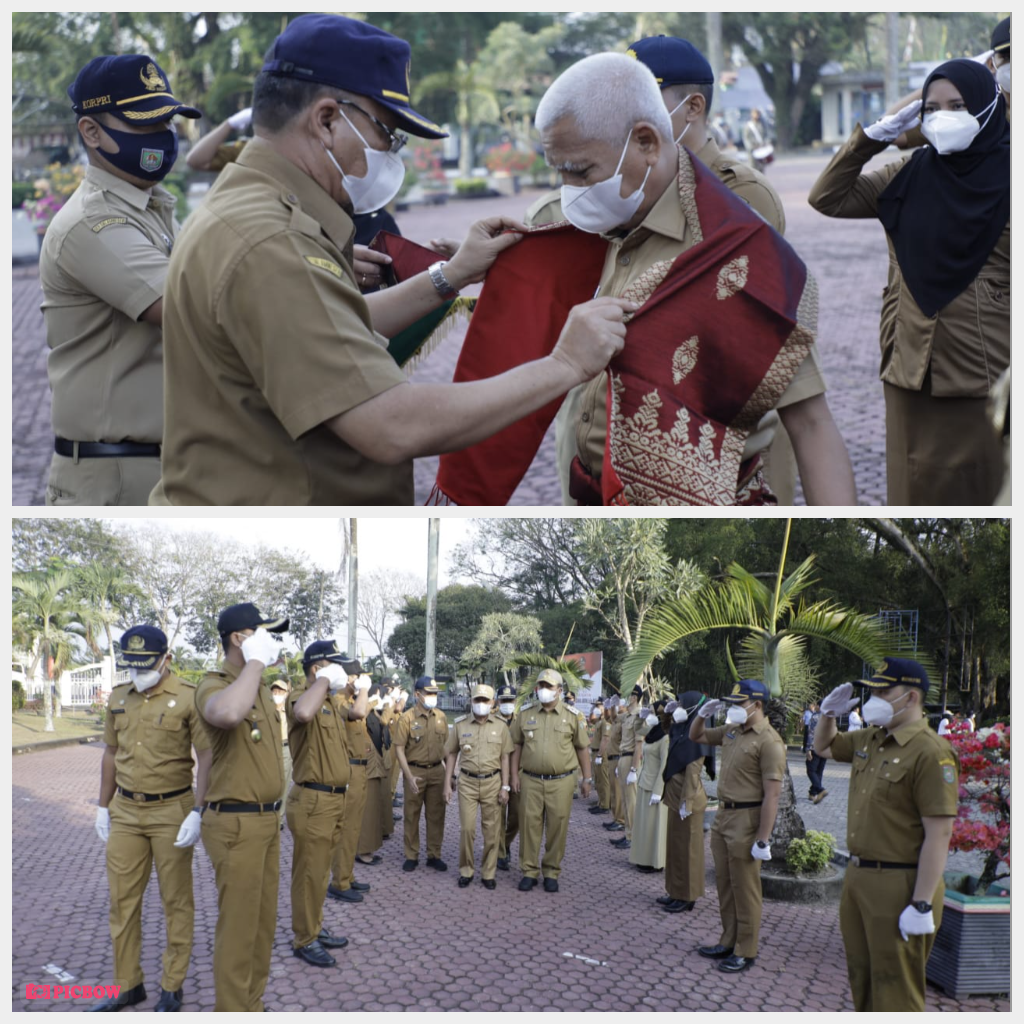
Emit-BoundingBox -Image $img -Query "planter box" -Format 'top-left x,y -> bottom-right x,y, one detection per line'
926,874 -> 1011,998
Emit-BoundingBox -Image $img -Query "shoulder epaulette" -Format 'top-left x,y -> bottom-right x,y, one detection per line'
520,701 -> 536,712
454,714 -> 468,724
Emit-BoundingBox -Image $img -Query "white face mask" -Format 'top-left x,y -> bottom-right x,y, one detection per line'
667,93 -> 695,147
560,128 -> 652,234
422,695 -> 438,710
499,702 -> 515,716
725,704 -> 750,726
537,687 -> 558,705
921,95 -> 997,155
996,63 -> 1011,95
672,706 -> 688,724
472,701 -> 491,717
862,691 -> 912,728
130,666 -> 163,692
272,693 -> 287,706
324,110 -> 406,215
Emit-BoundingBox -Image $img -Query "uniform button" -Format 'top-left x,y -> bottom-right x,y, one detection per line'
581,411 -> 590,422
287,194 -> 298,203
619,254 -> 631,266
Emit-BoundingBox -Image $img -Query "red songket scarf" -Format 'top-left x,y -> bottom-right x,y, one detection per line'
430,149 -> 816,505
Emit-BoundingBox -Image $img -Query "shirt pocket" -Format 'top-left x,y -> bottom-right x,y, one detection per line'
875,762 -> 910,804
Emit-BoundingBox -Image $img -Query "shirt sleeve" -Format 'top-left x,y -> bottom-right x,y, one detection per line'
195,676 -> 228,728
103,703 -> 119,746
510,716 -> 524,746
443,725 -> 459,757
574,714 -> 590,750
775,345 -> 827,407
187,695 -> 212,752
829,728 -> 856,764
914,744 -> 960,817
500,725 -> 514,757
391,713 -> 409,749
760,736 -> 787,783
703,725 -> 727,747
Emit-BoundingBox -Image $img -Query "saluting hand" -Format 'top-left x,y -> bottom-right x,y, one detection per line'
820,683 -> 859,718
698,699 -> 723,720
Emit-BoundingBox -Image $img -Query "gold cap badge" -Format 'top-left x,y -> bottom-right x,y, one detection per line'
127,635 -> 145,651
140,62 -> 166,92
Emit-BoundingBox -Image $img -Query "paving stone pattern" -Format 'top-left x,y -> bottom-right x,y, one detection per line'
12,746 -> 1007,1012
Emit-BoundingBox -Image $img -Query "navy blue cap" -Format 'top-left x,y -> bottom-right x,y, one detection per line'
414,675 -> 439,692
262,14 -> 447,139
217,602 -> 288,637
118,625 -> 168,669
68,55 -> 201,125
722,679 -> 770,703
302,639 -> 361,673
495,683 -> 517,700
858,658 -> 931,692
627,36 -> 714,88
992,16 -> 1010,54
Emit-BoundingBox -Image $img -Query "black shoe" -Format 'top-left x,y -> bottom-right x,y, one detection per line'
603,821 -> 625,831
402,859 -> 418,872
698,945 -> 734,960
589,806 -> 610,815
326,885 -> 363,903
663,899 -> 696,913
293,940 -> 336,968
317,930 -> 349,949
458,875 -> 473,888
382,833 -> 393,840
612,837 -> 631,849
392,796 -> 403,807
356,854 -> 383,866
88,982 -> 146,1011
496,857 -> 510,871
656,895 -> 674,906
393,813 -> 402,821
350,880 -> 371,892
543,877 -> 559,893
482,878 -> 496,890
718,954 -> 756,973
518,876 -> 537,891
636,864 -> 655,873
426,857 -> 448,871
154,987 -> 183,1012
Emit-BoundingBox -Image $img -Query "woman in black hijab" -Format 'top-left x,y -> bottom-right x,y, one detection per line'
809,58 -> 1010,505
658,691 -> 714,914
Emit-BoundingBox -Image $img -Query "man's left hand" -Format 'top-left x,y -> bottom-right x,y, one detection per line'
580,781 -> 591,800
498,788 -> 509,806
352,245 -> 392,291
898,904 -> 935,941
751,841 -> 772,861
444,217 -> 527,289
173,810 -> 203,848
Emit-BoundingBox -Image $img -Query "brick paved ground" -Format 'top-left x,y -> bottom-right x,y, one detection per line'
12,746 -> 1007,1012
12,150 -> 902,507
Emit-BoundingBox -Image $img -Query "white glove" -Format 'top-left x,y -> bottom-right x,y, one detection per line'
649,793 -> 662,806
665,700 -> 679,715
227,107 -> 252,131
898,904 -> 935,941
751,841 -> 772,861
316,663 -> 348,693
241,628 -> 281,667
353,674 -> 372,691
678,801 -> 690,821
972,49 -> 995,65
95,806 -> 110,843
863,100 -> 922,142
625,769 -> 638,786
698,699 -> 722,720
594,756 -> 602,765
173,810 -> 202,848
820,682 -> 859,718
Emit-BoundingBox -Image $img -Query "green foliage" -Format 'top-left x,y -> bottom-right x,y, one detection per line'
13,182 -> 35,208
13,682 -> 26,712
161,172 -> 190,223
461,612 -> 543,683
785,829 -> 836,875
453,178 -> 489,195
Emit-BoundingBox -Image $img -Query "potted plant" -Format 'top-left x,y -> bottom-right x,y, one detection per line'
484,142 -> 534,194
926,721 -> 1010,998
23,163 -> 85,249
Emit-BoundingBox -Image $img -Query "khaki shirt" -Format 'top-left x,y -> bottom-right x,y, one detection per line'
511,700 -> 589,775
830,717 -> 959,863
619,707 -> 642,755
154,137 -> 412,505
808,125 -> 1010,397
692,135 -> 786,234
287,686 -> 350,788
636,731 -> 668,797
445,713 -> 513,774
392,704 -> 449,765
195,659 -> 283,804
605,717 -> 622,757
337,693 -> 371,761
104,673 -> 209,794
39,166 -> 176,443
704,718 -> 786,803
524,151 -> 826,500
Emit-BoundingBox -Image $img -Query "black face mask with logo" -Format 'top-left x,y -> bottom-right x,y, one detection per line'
100,123 -> 179,182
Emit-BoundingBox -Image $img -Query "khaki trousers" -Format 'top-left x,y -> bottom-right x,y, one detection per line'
663,774 -> 707,902
617,753 -> 637,839
518,773 -> 576,880
358,776 -> 383,857
499,786 -> 520,861
592,751 -> 609,809
609,756 -> 624,823
330,763 -> 366,890
402,762 -> 446,861
46,452 -> 161,506
709,805 -> 763,958
285,784 -> 346,949
840,866 -> 945,1012
106,791 -> 195,991
202,808 -> 280,1012
457,773 -> 502,879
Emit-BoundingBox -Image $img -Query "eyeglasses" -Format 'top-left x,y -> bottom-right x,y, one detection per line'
337,99 -> 408,155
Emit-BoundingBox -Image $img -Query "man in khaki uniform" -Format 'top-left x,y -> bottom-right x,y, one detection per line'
510,669 -> 592,893
195,603 -> 288,1012
528,52 -> 855,507
587,697 -> 610,815
443,684 -> 513,888
814,659 -> 959,1012
690,679 -> 785,974
600,697 -> 626,833
392,675 -> 450,870
494,683 -> 520,870
92,626 -> 210,1013
39,55 -> 199,506
285,640 -> 360,968
612,685 -> 644,851
152,14 -> 630,506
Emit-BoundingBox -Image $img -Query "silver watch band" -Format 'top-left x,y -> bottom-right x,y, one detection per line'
427,261 -> 459,300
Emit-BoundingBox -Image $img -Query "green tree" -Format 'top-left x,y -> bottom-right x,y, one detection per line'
72,562 -> 140,664
461,611 -> 543,686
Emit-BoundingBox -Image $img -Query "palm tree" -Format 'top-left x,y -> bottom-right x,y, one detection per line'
619,519 -> 894,861
73,563 -> 137,666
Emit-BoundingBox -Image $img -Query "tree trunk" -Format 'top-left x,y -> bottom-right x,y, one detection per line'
459,122 -> 473,178
43,645 -> 54,732
765,697 -> 806,864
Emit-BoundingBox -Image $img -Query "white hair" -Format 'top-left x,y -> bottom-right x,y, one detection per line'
536,52 -> 673,146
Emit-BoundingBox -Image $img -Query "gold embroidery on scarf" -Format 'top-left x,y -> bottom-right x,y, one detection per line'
716,256 -> 749,300
673,337 -> 699,384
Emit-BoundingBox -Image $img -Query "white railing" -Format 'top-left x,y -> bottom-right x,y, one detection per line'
22,658 -> 130,707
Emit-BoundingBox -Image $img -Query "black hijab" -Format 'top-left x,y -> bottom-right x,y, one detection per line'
877,59 -> 1010,318
663,691 -> 714,783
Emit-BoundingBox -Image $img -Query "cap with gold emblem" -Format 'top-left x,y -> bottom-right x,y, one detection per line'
471,683 -> 495,701
68,55 -> 201,124
117,625 -> 168,669
260,13 -> 447,139
301,639 -> 361,673
857,658 -> 930,692
721,679 -> 770,703
217,602 -> 289,637
991,16 -> 1010,55
535,668 -> 563,688
626,36 -> 714,88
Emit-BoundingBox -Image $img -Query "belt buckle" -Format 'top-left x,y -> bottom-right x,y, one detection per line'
132,792 -> 146,803
850,855 -> 861,867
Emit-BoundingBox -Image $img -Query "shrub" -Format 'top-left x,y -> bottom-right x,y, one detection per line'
13,181 -> 34,208
453,177 -> 488,196
13,681 -> 26,712
483,142 -> 534,174
785,829 -> 836,874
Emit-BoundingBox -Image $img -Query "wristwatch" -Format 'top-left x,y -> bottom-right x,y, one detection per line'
196,805 -> 207,817
583,777 -> 593,783
501,785 -> 511,791
911,900 -> 933,914
755,840 -> 769,849
427,261 -> 459,300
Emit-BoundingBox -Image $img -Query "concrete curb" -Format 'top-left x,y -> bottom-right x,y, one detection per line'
13,733 -> 104,755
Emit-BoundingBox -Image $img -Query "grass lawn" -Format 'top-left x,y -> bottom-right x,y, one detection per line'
12,710 -> 104,747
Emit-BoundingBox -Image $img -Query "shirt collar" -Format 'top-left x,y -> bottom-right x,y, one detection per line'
219,658 -> 242,682
693,134 -> 720,166
85,164 -> 173,212
602,161 -> 686,248
887,716 -> 931,746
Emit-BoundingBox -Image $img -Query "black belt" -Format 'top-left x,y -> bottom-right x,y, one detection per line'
117,785 -> 190,803
55,438 -> 161,459
349,759 -> 368,766
721,800 -> 763,810
523,770 -> 574,781
206,800 -> 282,813
850,857 -> 917,870
460,769 -> 499,779
298,781 -> 347,794
607,754 -> 625,761
408,760 -> 443,769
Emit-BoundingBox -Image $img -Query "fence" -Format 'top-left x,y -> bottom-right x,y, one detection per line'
21,659 -> 129,707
